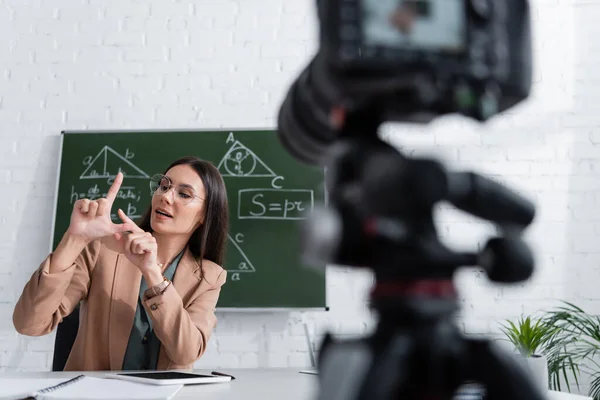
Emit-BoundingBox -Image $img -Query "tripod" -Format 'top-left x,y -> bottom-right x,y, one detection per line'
303,110 -> 548,400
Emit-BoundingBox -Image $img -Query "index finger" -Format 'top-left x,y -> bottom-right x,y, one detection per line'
117,208 -> 144,233
106,172 -> 123,204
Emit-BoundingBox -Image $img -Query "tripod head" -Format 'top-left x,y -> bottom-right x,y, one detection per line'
302,106 -> 535,287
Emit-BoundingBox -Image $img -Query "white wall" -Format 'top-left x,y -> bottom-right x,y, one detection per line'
0,0 -> 597,392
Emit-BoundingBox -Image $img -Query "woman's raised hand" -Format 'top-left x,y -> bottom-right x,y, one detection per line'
67,172 -> 137,242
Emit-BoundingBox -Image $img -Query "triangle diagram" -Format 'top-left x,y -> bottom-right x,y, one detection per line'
226,234 -> 256,273
217,140 -> 276,177
80,146 -> 150,180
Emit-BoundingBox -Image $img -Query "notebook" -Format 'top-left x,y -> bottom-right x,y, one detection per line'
0,374 -> 183,400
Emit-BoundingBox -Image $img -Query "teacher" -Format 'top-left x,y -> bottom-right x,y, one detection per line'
13,156 -> 230,371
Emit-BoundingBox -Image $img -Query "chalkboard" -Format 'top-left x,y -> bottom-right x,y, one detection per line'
51,129 -> 327,310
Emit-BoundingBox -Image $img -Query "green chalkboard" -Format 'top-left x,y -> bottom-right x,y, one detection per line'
52,129 -> 327,309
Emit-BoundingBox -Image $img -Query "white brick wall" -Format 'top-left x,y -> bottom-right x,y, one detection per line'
0,0 -> 599,394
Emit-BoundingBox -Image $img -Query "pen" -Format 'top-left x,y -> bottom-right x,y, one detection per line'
211,371 -> 236,380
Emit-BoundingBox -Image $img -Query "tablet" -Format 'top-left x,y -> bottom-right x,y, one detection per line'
105,371 -> 232,386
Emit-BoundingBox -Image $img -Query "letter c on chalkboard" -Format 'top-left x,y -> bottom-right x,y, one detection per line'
271,176 -> 284,189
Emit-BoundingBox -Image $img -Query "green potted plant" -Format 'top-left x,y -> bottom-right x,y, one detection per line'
500,315 -> 562,391
542,302 -> 600,399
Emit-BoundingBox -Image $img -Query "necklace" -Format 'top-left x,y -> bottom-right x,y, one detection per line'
157,254 -> 177,269
157,249 -> 184,270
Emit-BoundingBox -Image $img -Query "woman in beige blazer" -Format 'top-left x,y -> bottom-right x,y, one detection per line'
13,156 -> 229,371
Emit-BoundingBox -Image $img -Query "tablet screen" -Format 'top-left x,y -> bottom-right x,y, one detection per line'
118,372 -> 215,380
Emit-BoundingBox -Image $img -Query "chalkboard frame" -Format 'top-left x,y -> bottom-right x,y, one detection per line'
51,129 -> 330,312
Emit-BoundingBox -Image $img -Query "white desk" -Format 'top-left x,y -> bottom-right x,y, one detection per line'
549,391 -> 592,400
0,368 -> 591,400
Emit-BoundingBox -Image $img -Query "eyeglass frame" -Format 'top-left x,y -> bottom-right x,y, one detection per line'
149,173 -> 205,205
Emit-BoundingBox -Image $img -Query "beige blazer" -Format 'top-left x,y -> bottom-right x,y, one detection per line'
12,237 -> 227,371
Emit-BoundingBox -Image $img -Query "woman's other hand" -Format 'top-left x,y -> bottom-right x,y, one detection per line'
115,210 -> 162,280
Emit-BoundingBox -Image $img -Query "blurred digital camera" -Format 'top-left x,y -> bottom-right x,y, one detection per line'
278,0 -> 533,166
276,6 -> 540,398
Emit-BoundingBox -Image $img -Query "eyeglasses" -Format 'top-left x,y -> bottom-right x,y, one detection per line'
149,174 -> 204,205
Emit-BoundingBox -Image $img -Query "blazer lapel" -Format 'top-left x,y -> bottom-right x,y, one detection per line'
108,253 -> 142,370
156,247 -> 200,370
171,248 -> 200,291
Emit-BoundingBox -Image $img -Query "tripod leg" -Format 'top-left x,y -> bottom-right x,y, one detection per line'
466,338 -> 548,400
315,334 -> 375,400
315,332 -> 415,400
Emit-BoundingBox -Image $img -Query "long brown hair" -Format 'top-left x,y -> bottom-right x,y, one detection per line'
138,156 -> 229,267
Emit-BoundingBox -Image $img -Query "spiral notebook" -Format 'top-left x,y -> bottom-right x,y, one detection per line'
0,374 -> 183,400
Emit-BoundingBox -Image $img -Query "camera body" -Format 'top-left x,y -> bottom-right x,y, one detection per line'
277,0 -> 533,166
318,0 -> 532,121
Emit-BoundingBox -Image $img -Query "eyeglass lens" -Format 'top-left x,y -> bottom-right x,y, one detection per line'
150,175 -> 197,203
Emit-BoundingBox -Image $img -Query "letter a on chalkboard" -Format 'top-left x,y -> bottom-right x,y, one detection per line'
218,141 -> 277,178
226,234 -> 256,273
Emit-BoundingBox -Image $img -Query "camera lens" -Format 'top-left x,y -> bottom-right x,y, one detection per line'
277,77 -> 326,165
277,55 -> 348,166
